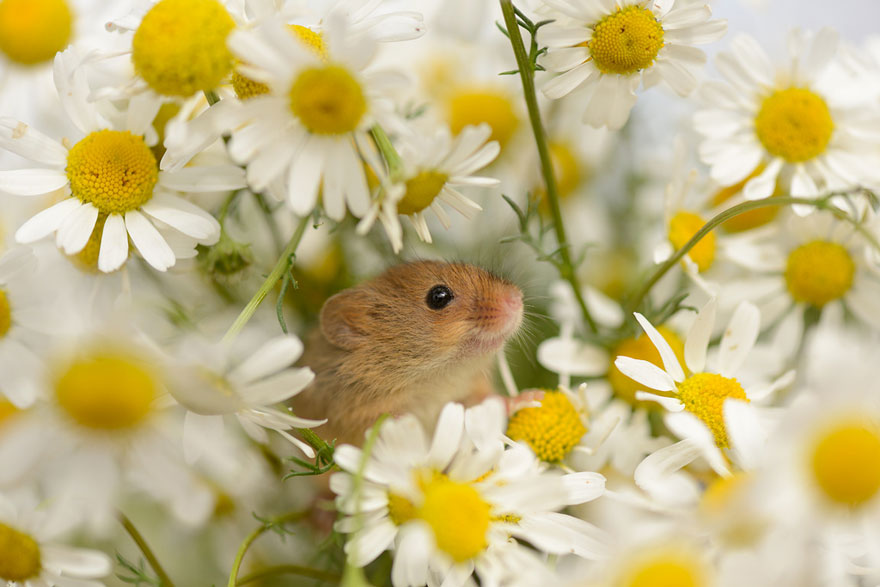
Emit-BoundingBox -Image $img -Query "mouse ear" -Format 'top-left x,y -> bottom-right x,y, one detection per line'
320,289 -> 371,350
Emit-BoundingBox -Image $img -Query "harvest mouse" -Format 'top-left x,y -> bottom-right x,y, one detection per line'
292,261 -> 524,447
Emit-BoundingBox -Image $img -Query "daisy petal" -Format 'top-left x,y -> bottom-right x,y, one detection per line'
0,119 -> 68,166
56,202 -> 98,254
230,335 -> 303,384
98,214 -> 129,272
141,193 -> 220,242
634,313 -> 685,382
634,438 -> 702,505
684,298 -> 716,373
0,169 -> 69,196
15,198 -> 81,243
124,209 -> 176,271
613,357 -> 676,392
719,301 -> 760,377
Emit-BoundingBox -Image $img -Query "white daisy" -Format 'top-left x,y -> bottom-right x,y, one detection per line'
0,49 -> 246,273
280,0 -> 425,43
614,299 -> 794,477
224,15 -> 401,220
0,490 -> 112,587
694,29 -> 880,207
330,400 -> 609,587
357,123 -> 500,252
720,210 -> 880,335
538,0 -> 727,129
165,331 -> 323,462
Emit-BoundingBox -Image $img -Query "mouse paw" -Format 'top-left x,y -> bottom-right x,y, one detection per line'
505,389 -> 545,415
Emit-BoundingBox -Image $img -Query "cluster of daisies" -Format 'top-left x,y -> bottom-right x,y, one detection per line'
1,0 -> 880,585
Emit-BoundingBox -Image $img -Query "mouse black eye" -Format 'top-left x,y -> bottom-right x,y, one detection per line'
426,285 -> 454,310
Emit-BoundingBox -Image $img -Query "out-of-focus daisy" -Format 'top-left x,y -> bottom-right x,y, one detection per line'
694,29 -> 880,207
165,331 -> 322,462
223,16 -> 400,220
331,400 -> 609,587
0,491 -> 112,586
721,210 -> 880,333
0,48 -> 245,272
615,299 -> 794,476
538,0 -> 727,129
283,0 -> 425,43
0,326 -> 214,533
357,123 -> 499,251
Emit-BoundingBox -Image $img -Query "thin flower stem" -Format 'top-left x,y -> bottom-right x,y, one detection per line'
119,512 -> 176,587
498,0 -> 598,334
236,564 -> 341,585
623,196 -> 825,315
370,124 -> 404,181
223,215 -> 310,342
227,511 -> 307,587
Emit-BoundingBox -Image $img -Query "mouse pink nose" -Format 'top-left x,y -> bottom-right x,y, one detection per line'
500,288 -> 523,322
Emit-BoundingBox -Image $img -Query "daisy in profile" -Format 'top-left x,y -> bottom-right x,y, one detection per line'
538,0 -> 727,129
224,15 -> 401,221
331,400 -> 609,587
0,48 -> 245,273
694,29 -> 880,206
614,299 -> 794,476
357,123 -> 500,251
0,491 -> 112,586
165,330 -> 323,462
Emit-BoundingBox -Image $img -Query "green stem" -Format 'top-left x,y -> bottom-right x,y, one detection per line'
236,564 -> 340,585
223,215 -> 310,341
370,124 -> 404,181
227,511 -> 307,587
624,196 -> 823,315
204,90 -> 221,106
119,513 -> 175,587
498,0 -> 598,334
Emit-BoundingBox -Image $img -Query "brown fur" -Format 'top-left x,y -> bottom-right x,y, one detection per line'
292,261 -> 523,446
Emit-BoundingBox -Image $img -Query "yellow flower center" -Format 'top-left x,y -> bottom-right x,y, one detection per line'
288,65 -> 366,135
447,89 -> 518,149
417,477 -> 490,562
55,352 -> 159,430
668,210 -> 716,272
784,240 -> 855,307
754,87 -> 833,163
589,5 -> 664,75
676,373 -> 747,449
0,0 -> 72,66
0,398 -> 18,426
132,0 -> 235,97
397,170 -> 449,215
0,522 -> 41,581
609,326 -> 686,406
810,418 -> 880,507
387,492 -> 417,526
66,130 -> 159,215
618,547 -> 709,587
0,288 -> 11,338
232,25 -> 326,101
506,390 -> 587,463
712,164 -> 780,233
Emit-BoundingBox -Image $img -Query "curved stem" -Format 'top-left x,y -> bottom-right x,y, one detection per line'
223,215 -> 310,342
498,0 -> 598,334
119,513 -> 175,587
236,564 -> 340,585
227,511 -> 307,587
624,196 -> 820,315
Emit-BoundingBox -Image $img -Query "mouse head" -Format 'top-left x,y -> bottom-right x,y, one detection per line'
319,261 -> 523,375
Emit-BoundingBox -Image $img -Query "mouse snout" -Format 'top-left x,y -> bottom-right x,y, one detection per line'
499,287 -> 523,323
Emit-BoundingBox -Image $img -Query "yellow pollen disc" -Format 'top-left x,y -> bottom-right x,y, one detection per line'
0,522 -> 41,581
810,418 -> 880,507
417,478 -> 490,562
0,288 -> 11,338
618,547 -> 709,587
447,89 -> 518,149
668,210 -> 716,272
232,25 -> 326,101
755,87 -> 833,163
289,65 -> 366,135
0,0 -> 72,66
784,240 -> 854,307
609,326 -> 685,406
132,0 -> 235,97
387,492 -> 417,526
589,5 -> 664,75
55,352 -> 158,430
66,130 -> 158,215
506,390 -> 587,462
712,164 -> 780,233
676,373 -> 747,449
397,170 -> 449,215
0,398 -> 18,426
